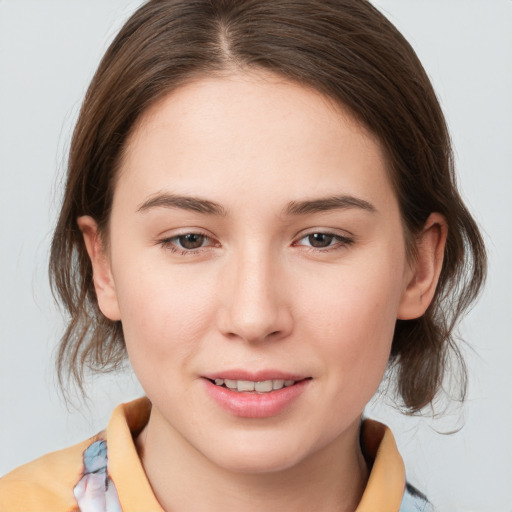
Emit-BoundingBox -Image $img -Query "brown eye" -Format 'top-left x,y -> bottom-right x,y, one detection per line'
307,233 -> 334,248
177,233 -> 206,249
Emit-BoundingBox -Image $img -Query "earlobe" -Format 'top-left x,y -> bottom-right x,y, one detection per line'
77,216 -> 121,321
397,213 -> 448,320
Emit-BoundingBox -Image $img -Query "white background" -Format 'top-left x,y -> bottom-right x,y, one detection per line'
1,1 -> 511,511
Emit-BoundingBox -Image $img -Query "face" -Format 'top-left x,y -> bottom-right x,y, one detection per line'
84,71 -> 426,474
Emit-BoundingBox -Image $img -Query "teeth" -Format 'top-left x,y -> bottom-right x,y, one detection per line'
224,379 -> 237,390
272,379 -> 285,390
237,380 -> 255,392
255,380 -> 273,392
212,378 -> 297,393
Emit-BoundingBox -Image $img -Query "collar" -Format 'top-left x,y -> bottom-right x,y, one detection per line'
356,419 -> 406,511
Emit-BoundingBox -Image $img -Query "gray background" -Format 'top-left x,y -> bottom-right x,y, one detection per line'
1,1 -> 511,510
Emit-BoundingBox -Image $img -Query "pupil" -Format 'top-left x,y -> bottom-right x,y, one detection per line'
179,234 -> 204,249
309,233 -> 333,248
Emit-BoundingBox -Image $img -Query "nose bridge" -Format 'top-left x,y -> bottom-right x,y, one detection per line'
219,240 -> 290,343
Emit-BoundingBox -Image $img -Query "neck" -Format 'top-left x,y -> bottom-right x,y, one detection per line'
136,408 -> 369,512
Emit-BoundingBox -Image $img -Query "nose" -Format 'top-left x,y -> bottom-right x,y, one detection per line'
217,246 -> 293,344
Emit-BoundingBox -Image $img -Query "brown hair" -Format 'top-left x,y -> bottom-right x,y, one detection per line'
50,0 -> 486,411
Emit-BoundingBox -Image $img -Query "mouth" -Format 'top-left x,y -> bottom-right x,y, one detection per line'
203,375 -> 311,418
206,378 -> 306,393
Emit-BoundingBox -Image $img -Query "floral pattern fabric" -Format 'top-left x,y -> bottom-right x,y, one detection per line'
400,483 -> 434,512
73,440 -> 122,512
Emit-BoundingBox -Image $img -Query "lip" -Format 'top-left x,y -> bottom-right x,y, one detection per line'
202,370 -> 308,382
202,373 -> 311,419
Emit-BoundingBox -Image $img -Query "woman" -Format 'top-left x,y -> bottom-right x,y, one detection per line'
0,1 -> 486,511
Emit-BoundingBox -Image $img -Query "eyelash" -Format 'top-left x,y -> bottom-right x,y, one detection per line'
294,232 -> 354,252
158,232 -> 217,256
157,231 -> 354,256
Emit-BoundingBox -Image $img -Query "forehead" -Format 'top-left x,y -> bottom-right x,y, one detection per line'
115,71 -> 396,215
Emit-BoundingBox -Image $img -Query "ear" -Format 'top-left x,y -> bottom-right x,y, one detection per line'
397,213 -> 448,320
77,216 -> 121,321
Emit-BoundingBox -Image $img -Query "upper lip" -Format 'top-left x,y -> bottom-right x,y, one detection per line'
202,370 -> 309,382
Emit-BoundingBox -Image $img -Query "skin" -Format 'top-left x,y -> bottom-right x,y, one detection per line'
79,71 -> 447,512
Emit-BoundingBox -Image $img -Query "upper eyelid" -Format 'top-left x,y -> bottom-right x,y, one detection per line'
163,232 -> 216,246
157,228 -> 215,243
294,233 -> 353,246
296,232 -> 350,240
293,227 -> 354,240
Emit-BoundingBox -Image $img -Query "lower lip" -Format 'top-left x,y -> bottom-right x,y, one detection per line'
203,379 -> 310,418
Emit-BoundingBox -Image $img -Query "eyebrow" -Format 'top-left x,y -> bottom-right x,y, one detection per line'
137,193 -> 227,216
284,195 -> 377,216
137,192 -> 376,217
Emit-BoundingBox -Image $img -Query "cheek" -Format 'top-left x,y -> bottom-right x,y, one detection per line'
111,259 -> 217,374
305,292 -> 396,376
298,254 -> 405,385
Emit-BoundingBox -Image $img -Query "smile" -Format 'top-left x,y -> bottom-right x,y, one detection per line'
211,378 -> 297,393
203,376 -> 311,418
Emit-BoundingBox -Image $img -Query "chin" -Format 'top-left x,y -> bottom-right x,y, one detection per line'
198,430 -> 319,475
213,450 -> 305,475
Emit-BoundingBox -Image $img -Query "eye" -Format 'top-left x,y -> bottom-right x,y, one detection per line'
295,232 -> 353,250
158,232 -> 217,255
304,233 -> 335,248
175,233 -> 208,250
